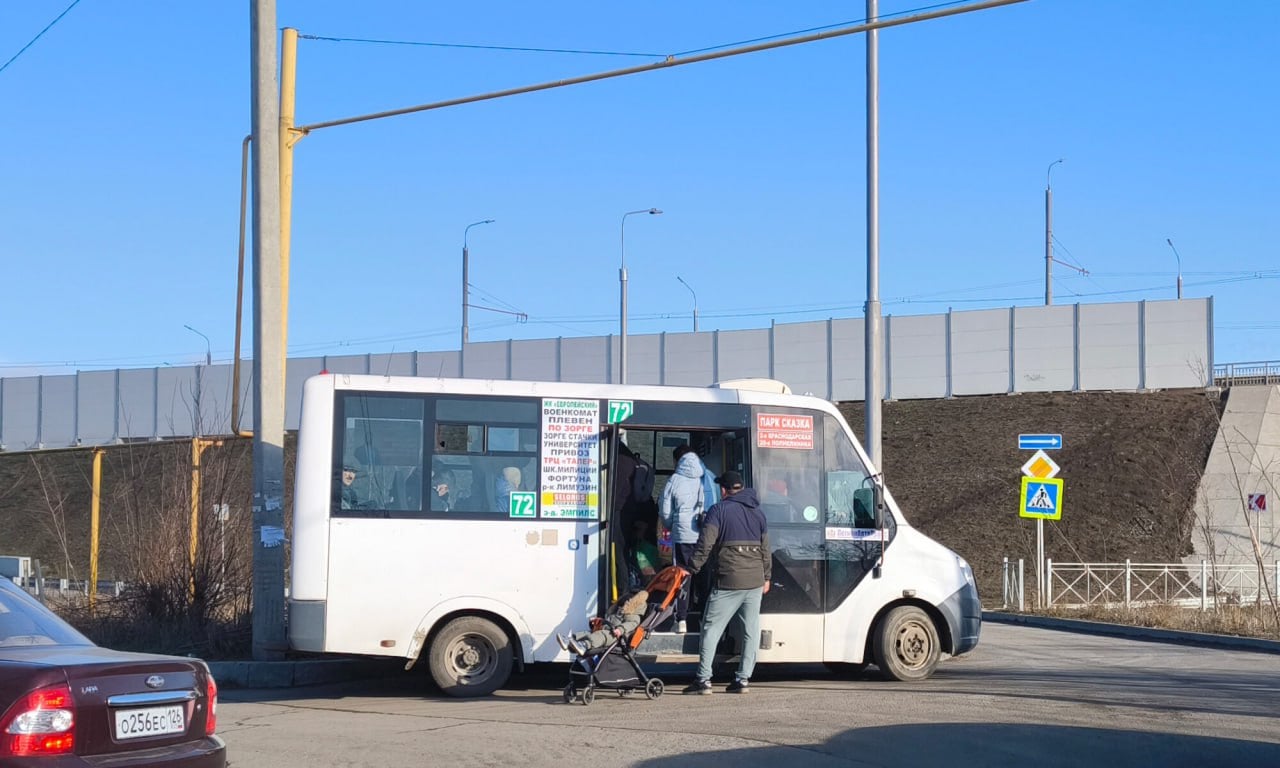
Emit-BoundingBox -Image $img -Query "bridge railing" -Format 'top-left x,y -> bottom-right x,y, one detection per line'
1214,360 -> 1280,387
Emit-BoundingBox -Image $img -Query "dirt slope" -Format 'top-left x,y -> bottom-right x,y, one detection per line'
841,389 -> 1222,599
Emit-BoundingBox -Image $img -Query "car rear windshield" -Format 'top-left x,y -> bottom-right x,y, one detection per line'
0,579 -> 93,647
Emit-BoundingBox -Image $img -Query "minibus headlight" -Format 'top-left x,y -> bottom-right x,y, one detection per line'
956,556 -> 975,587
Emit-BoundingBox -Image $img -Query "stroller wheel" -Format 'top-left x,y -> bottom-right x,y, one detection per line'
581,686 -> 596,706
618,688 -> 632,698
562,683 -> 576,704
645,678 -> 664,699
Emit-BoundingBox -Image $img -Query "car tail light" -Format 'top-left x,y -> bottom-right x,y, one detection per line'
0,683 -> 76,756
205,674 -> 218,735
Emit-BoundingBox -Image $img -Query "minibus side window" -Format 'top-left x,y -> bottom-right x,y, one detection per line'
429,398 -> 540,518
332,394 -> 425,517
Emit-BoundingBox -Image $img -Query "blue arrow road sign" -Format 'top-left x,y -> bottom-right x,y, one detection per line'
1019,433 -> 1063,450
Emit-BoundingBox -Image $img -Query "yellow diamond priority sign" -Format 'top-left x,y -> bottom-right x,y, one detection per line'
1021,449 -> 1060,479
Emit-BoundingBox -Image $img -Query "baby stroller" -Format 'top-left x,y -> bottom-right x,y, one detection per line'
563,565 -> 689,705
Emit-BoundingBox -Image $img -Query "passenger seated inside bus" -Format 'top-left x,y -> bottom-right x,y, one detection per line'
495,466 -> 521,511
430,467 -> 461,512
340,461 -> 384,511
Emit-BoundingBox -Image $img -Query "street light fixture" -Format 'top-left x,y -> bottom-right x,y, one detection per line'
620,208 -> 662,384
1166,238 -> 1184,300
462,219 -> 495,350
676,276 -> 699,333
184,324 -> 212,366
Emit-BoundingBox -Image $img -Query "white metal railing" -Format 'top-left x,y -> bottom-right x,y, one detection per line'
1214,360 -> 1280,387
11,576 -> 126,600
1038,560 -> 1280,610
1000,557 -> 1026,611
999,559 -> 1280,611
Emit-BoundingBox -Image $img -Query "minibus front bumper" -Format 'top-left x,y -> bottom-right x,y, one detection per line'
940,581 -> 982,656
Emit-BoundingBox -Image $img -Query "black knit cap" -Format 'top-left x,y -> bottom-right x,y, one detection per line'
715,470 -> 744,489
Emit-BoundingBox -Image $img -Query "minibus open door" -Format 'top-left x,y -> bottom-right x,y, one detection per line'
599,424 -> 627,618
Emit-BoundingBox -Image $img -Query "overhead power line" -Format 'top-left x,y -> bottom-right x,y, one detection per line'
299,1 -> 978,64
672,0 -> 975,56
0,0 -> 85,76
299,34 -> 665,59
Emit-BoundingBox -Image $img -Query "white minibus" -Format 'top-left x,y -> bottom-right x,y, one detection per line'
288,374 -> 981,696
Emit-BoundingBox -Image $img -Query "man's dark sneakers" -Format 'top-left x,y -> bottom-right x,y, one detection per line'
725,679 -> 750,694
682,679 -> 712,695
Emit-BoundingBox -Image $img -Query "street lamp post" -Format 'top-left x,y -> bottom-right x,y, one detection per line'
1166,238 -> 1184,300
184,325 -> 212,437
462,219 -> 495,352
1045,158 -> 1064,306
619,208 -> 662,384
184,324 -> 212,366
676,276 -> 699,332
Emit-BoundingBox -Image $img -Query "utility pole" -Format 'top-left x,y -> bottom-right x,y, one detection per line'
1045,158 -> 1063,305
864,0 -> 883,472
250,0 -> 286,661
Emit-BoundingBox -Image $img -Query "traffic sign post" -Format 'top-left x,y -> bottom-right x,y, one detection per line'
1018,434 -> 1063,608
1020,476 -> 1066,609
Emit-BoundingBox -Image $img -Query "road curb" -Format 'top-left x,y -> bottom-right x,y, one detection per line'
983,611 -> 1280,654
207,657 -> 405,689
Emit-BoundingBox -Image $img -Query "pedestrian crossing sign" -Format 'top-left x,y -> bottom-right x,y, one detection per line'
1020,476 -> 1064,520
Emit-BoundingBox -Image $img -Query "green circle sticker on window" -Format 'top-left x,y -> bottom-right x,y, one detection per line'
803,506 -> 819,522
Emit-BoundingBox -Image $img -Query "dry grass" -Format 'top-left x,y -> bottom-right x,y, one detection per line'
1041,604 -> 1280,641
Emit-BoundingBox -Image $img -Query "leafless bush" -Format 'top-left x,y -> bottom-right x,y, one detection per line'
29,455 -> 78,581
58,439 -> 256,658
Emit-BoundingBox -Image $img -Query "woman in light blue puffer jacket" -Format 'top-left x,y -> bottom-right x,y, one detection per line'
661,445 -> 716,632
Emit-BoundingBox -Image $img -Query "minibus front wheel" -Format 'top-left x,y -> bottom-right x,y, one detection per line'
872,605 -> 940,682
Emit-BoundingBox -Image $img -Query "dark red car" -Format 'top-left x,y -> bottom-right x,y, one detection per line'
0,578 -> 224,767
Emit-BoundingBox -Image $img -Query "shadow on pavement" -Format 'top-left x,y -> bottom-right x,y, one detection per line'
633,722 -> 1280,768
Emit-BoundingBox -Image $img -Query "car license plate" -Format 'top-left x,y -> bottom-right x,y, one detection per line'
114,705 -> 186,740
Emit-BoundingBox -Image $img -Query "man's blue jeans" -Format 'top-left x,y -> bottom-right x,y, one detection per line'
696,586 -> 763,682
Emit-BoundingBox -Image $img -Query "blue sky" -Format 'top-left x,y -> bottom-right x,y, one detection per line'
2,0 -> 1277,375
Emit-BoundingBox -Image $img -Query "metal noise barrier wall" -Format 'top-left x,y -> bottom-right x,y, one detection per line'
0,298 -> 1213,451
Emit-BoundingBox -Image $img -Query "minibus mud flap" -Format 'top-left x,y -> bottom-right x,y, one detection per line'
404,627 -> 429,670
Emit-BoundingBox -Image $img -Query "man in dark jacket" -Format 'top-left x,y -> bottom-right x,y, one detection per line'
682,471 -> 770,695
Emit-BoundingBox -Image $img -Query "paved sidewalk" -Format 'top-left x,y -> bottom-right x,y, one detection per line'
983,611 -> 1280,654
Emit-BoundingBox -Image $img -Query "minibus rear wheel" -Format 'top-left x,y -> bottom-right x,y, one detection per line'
429,616 -> 514,697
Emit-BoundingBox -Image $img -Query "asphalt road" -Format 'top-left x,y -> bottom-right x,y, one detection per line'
220,624 -> 1280,767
